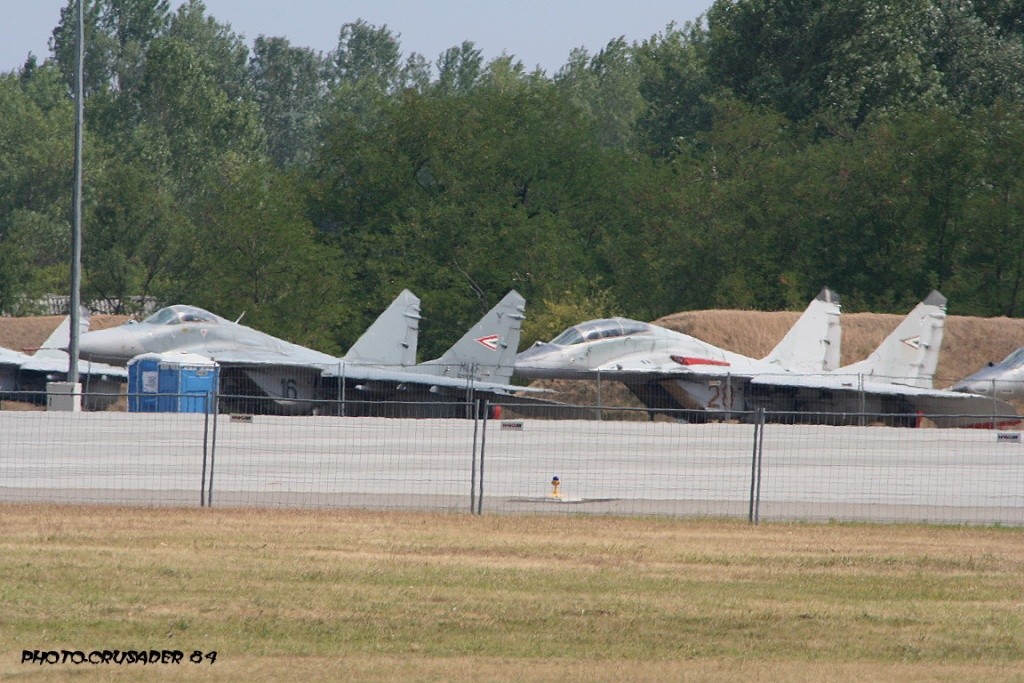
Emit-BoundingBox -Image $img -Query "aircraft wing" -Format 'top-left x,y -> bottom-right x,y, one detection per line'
323,363 -> 546,396
0,343 -> 127,379
749,374 -> 1019,427
519,354 -> 1018,427
19,354 -> 128,378
574,359 -> 1019,420
751,372 -> 999,397
199,348 -> 337,369
0,346 -> 33,366
0,347 -> 33,391
196,349 -> 535,395
550,355 -> 743,382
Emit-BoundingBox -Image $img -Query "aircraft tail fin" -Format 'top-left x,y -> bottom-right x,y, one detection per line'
35,307 -> 90,359
417,290 -> 526,383
763,287 -> 842,373
342,289 -> 421,368
836,291 -> 946,387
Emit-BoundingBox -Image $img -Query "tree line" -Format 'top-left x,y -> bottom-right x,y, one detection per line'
2,0 -> 1023,358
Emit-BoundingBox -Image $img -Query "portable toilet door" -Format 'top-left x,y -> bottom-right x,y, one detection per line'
127,354 -> 163,412
176,356 -> 219,413
155,352 -> 219,413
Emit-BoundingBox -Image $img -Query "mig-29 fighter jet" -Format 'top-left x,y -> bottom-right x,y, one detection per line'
514,290 -> 1019,428
77,290 -> 531,416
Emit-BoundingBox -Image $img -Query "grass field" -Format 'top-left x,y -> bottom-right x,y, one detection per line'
1,505 -> 1023,681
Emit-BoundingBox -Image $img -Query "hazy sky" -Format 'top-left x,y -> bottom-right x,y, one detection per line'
2,1 -> 712,75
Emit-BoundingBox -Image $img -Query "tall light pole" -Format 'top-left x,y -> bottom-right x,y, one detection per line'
68,0 -> 84,384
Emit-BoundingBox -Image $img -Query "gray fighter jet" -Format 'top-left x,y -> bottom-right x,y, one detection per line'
514,290 -> 1019,428
78,290 -> 531,415
0,311 -> 126,408
952,348 -> 1024,401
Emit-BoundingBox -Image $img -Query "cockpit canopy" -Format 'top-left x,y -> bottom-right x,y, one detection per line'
548,318 -> 650,346
143,305 -> 219,326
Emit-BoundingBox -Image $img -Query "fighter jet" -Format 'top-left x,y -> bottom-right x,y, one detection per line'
77,290 -> 530,415
0,311 -> 127,408
514,290 -> 1020,428
952,348 -> 1024,401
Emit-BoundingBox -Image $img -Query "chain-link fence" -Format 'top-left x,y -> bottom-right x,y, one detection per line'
2,391 -> 1022,525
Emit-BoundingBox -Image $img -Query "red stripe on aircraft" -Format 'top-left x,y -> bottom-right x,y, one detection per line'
670,355 -> 730,367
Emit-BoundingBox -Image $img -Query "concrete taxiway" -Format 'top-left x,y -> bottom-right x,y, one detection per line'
1,412 -> 1022,525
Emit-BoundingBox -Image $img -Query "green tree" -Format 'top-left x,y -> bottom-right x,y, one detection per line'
434,41 -> 483,94
328,20 -> 403,92
134,35 -> 262,190
0,209 -> 71,313
554,37 -> 645,151
166,0 -> 251,102
949,102 -> 1024,316
705,0 -> 856,122
250,36 -> 326,168
82,154 -> 185,314
974,0 -> 1024,35
632,21 -> 716,157
476,55 -> 545,92
704,0 -> 1024,130
52,0 -> 171,96
681,99 -> 810,309
311,81 -> 632,356
929,0 -> 1024,111
0,67 -> 75,312
321,21 -> 416,133
181,159 -> 348,351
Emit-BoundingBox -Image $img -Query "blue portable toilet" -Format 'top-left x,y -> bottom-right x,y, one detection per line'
128,352 -> 219,413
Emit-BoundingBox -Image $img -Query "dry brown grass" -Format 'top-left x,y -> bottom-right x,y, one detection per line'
2,505 -> 1023,681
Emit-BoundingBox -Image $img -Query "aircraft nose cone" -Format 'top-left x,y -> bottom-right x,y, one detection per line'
952,375 -> 1021,399
79,327 -> 144,365
952,380 -> 987,395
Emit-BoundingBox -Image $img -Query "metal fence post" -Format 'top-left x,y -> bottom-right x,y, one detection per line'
470,399 -> 480,513
748,407 -> 765,524
477,400 -> 489,515
200,391 -> 210,507
748,407 -> 759,523
755,407 -> 765,524
206,389 -> 219,507
992,379 -> 998,427
338,362 -> 346,417
859,374 -> 866,426
726,373 -> 733,422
